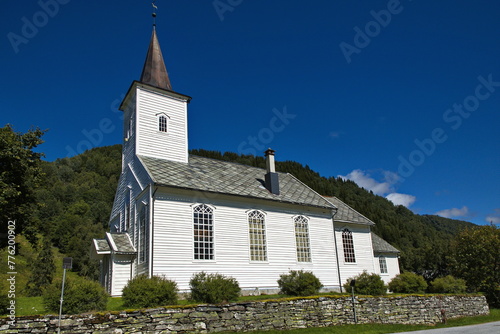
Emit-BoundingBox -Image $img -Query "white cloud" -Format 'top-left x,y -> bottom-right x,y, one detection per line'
339,169 -> 416,208
339,169 -> 391,195
485,208 -> 500,224
386,193 -> 417,207
486,216 -> 500,224
435,206 -> 469,218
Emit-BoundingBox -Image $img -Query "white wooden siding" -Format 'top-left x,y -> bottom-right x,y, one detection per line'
374,254 -> 400,284
151,190 -> 340,292
334,223 -> 376,287
136,87 -> 188,163
110,255 -> 133,296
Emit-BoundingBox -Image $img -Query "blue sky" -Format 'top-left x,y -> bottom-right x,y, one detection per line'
2,0 -> 499,225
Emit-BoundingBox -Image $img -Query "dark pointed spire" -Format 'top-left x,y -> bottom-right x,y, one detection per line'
140,26 -> 172,91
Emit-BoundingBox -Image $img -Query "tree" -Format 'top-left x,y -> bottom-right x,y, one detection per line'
450,224 -> 500,307
0,124 -> 46,245
25,237 -> 55,296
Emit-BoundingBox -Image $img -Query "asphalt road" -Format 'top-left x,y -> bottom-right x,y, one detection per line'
389,321 -> 500,334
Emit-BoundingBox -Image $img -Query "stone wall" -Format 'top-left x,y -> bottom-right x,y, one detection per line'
0,295 -> 489,334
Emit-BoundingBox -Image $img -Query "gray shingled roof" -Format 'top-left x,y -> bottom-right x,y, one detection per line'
107,233 -> 136,254
138,155 -> 335,209
93,239 -> 110,254
371,232 -> 400,254
324,196 -> 375,226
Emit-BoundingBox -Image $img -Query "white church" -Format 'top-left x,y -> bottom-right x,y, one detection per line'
91,25 -> 400,297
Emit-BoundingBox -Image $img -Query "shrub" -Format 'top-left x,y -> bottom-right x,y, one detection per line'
190,272 -> 240,304
277,270 -> 323,296
388,272 -> 428,293
343,271 -> 387,295
429,275 -> 467,293
43,277 -> 108,314
122,275 -> 178,308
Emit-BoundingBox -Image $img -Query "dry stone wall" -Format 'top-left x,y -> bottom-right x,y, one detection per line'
0,295 -> 489,334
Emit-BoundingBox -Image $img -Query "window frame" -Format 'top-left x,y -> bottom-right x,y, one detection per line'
294,215 -> 312,263
248,210 -> 268,262
341,228 -> 356,263
193,204 -> 215,261
157,113 -> 170,133
379,256 -> 388,274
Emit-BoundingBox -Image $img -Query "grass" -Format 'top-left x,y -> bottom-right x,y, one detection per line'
16,297 -> 45,316
223,309 -> 500,334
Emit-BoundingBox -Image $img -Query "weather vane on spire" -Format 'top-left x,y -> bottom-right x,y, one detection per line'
152,0 -> 158,25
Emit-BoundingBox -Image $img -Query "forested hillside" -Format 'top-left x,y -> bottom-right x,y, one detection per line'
35,146 -> 474,282
35,145 -> 122,280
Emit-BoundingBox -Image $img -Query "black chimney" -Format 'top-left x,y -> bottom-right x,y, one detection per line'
264,149 -> 280,195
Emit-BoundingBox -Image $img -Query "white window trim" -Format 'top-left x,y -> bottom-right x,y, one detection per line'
247,210 -> 268,263
156,113 -> 170,133
192,204 -> 216,261
294,215 -> 312,263
341,228 -> 356,264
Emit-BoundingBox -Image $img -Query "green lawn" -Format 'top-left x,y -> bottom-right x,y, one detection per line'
16,297 -> 46,316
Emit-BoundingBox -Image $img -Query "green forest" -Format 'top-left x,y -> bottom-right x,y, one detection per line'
27,144 -> 474,282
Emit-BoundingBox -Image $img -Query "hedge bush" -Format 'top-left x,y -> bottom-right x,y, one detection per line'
388,272 -> 428,293
122,275 -> 178,308
190,272 -> 240,304
42,277 -> 108,314
429,275 -> 467,293
277,270 -> 323,296
343,271 -> 387,295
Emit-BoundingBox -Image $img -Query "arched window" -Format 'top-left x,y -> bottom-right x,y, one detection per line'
158,114 -> 168,132
342,228 -> 356,263
193,204 -> 214,260
379,256 -> 388,273
294,216 -> 311,262
248,211 -> 267,261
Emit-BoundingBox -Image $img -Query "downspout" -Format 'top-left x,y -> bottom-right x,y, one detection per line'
332,208 -> 342,293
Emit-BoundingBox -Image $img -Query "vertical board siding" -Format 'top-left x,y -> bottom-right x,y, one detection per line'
136,88 -> 188,163
152,191 -> 341,292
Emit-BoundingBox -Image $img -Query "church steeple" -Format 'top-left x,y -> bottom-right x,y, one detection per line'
140,26 -> 172,91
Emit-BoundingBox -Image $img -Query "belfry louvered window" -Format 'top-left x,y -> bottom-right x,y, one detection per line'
248,211 -> 267,261
294,216 -> 311,262
342,228 -> 356,263
193,204 -> 214,260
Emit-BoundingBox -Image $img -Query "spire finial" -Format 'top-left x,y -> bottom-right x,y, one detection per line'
152,0 -> 158,26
